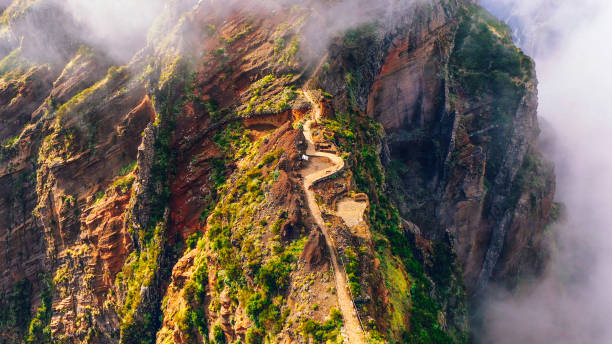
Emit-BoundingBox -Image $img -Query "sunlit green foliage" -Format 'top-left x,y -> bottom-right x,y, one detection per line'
239,75 -> 298,116
2,135 -> 19,148
24,278 -> 53,344
299,307 -> 343,343
214,122 -> 251,159
344,247 -> 361,296
177,252 -> 209,341
116,222 -> 164,340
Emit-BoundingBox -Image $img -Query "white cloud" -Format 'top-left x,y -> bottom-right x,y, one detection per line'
58,0 -> 165,62
481,1 -> 612,343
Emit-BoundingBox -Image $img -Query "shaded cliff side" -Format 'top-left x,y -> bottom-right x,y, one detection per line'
0,0 -> 557,343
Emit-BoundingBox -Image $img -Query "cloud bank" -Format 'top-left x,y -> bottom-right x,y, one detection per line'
60,0 -> 165,62
479,1 -> 612,343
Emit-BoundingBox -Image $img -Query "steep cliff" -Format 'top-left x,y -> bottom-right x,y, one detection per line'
0,0 -> 557,343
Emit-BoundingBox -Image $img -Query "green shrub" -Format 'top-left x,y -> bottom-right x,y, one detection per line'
185,232 -> 202,250
214,123 -> 251,158
91,191 -> 104,206
299,308 -> 343,343
322,112 -> 356,151
210,158 -> 227,189
212,324 -> 226,344
2,135 -> 19,148
24,279 -> 53,344
344,248 -> 361,296
246,293 -> 270,326
119,161 -> 137,176
246,327 -> 265,344
270,218 -> 285,235
110,174 -> 135,194
178,252 -> 209,341
261,152 -> 277,166
0,48 -> 29,80
343,23 -> 377,47
256,254 -> 293,294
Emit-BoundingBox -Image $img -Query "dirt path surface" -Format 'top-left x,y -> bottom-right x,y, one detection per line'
336,199 -> 368,228
300,90 -> 367,344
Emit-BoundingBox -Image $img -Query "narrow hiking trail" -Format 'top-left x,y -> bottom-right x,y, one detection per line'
300,90 -> 367,344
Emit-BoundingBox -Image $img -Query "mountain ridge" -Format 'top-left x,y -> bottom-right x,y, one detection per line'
0,0 -> 557,343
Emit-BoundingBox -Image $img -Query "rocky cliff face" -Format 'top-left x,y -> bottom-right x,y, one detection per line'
0,0 -> 557,343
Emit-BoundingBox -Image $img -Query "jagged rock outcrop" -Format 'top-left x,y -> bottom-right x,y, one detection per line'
0,0 -> 557,343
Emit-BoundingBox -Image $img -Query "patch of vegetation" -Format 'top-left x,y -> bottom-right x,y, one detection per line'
322,112 -> 356,151
279,87 -> 298,108
274,35 -> 300,65
298,307 -> 343,343
214,122 -> 251,159
213,324 -> 226,344
56,66 -> 129,121
90,162 -> 137,206
213,47 -> 225,57
270,217 -> 286,235
0,0 -> 37,26
256,250 -> 294,294
110,174 -> 135,195
24,278 -> 53,344
119,161 -> 138,176
187,134 -> 305,340
176,250 -> 209,342
377,252 -> 411,335
206,101 -> 221,121
246,293 -> 276,327
245,326 -> 265,344
2,135 -> 19,148
38,127 -> 77,164
260,150 -> 281,167
452,6 -> 530,98
344,247 -> 361,296
238,75 -> 298,116
90,191 -> 103,206
116,222 -> 164,341
199,123 -> 252,223
225,24 -> 253,45
37,64 -> 131,164
343,23 -> 378,48
185,231 -> 202,250
76,45 -> 94,58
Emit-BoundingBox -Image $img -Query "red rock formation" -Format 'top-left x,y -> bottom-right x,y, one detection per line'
0,0 -> 557,343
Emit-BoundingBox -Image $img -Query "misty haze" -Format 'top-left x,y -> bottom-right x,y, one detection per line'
0,0 -> 608,343
480,0 -> 612,343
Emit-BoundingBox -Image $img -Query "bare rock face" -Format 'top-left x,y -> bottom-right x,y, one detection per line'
362,4 -> 557,294
367,3 -> 454,131
301,228 -> 330,271
0,0 -> 557,343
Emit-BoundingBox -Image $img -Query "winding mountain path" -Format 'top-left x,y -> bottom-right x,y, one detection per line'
300,90 -> 367,344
